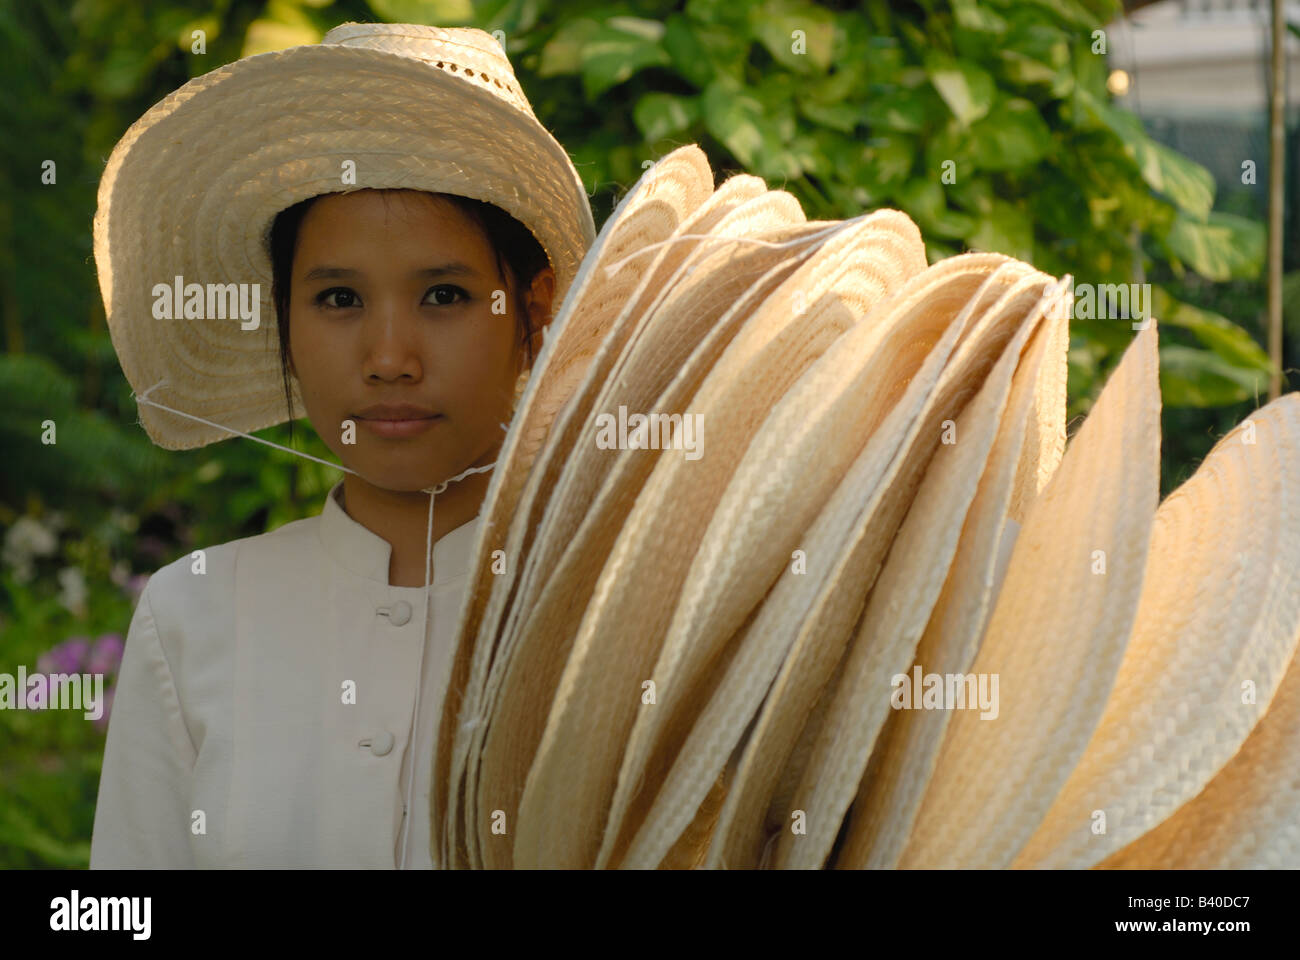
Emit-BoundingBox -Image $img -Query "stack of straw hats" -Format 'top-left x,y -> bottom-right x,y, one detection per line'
433,144 -> 1300,870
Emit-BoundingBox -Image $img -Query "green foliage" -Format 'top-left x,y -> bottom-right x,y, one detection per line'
0,0 -> 1281,865
506,0 -> 1273,417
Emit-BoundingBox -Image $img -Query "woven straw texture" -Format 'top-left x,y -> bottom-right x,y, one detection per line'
95,22 -> 595,450
836,291 -> 1071,868
420,148 -> 1300,870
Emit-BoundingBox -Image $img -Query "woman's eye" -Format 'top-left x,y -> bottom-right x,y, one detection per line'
316,288 -> 360,309
425,284 -> 468,306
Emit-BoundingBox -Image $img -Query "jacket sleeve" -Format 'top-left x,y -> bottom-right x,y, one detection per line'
90,577 -> 197,868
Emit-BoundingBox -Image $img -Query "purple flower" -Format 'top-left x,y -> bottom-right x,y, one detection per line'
86,634 -> 124,676
36,636 -> 90,675
125,573 -> 150,604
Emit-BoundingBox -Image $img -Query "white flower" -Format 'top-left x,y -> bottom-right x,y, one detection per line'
2,516 -> 59,584
57,566 -> 88,617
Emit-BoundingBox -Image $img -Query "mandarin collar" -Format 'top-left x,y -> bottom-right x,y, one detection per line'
317,479 -> 479,587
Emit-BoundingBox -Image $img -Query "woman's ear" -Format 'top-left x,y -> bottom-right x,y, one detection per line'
522,266 -> 556,365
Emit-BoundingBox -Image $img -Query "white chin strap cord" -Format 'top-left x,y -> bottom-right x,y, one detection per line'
131,379 -> 497,869
399,457 -> 494,870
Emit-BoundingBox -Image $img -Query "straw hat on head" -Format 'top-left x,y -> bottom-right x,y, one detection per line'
94,21 -> 596,450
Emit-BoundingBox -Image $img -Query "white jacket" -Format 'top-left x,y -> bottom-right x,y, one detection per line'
89,479 -> 479,868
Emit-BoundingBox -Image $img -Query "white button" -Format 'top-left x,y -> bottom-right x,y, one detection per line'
370,731 -> 395,756
383,600 -> 412,626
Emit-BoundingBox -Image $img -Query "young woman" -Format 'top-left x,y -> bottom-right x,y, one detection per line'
88,22 -> 595,868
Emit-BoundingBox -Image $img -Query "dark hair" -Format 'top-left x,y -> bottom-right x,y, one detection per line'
267,189 -> 552,443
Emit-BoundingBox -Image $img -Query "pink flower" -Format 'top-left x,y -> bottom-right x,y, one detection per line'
125,573 -> 150,604
86,633 -> 124,676
36,636 -> 90,675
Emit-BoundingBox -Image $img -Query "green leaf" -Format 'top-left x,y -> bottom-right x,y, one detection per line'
662,13 -> 714,89
537,18 -> 600,76
998,50 -> 1059,86
862,135 -> 917,192
1283,269 -> 1300,335
926,55 -> 996,127
1077,91 -> 1215,220
749,0 -> 836,73
798,98 -> 863,133
634,92 -> 700,142
1151,286 -> 1272,372
952,0 -> 1008,33
1164,212 -> 1266,282
1020,0 -> 1106,29
1159,345 -> 1266,408
703,82 -> 766,169
863,88 -> 930,132
967,198 -> 1034,261
898,179 -> 945,231
365,0 -> 474,24
1146,141 -> 1217,222
243,0 -> 327,56
686,0 -> 750,28
968,97 -> 1052,170
579,19 -> 672,99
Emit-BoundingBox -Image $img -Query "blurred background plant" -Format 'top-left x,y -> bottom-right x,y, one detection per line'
0,0 -> 1287,866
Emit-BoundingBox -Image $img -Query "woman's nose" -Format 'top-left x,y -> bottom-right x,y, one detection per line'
362,300 -> 425,379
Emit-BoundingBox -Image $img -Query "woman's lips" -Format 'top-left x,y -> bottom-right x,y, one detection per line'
356,414 -> 443,438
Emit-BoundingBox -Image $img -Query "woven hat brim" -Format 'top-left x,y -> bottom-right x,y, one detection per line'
899,323 -> 1162,869
507,213 -> 930,868
831,298 -> 1071,869
475,189 -> 805,732
1102,474 -> 1300,868
762,272 -> 1067,870
469,203 -> 814,867
595,253 -> 1021,867
1013,392 -> 1300,868
697,266 -> 1058,870
95,43 -> 595,450
435,145 -> 714,868
447,172 -> 775,868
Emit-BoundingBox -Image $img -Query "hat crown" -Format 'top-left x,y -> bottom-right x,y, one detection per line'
321,21 -> 535,118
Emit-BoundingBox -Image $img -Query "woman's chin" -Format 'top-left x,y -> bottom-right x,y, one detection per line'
347,460 -> 457,495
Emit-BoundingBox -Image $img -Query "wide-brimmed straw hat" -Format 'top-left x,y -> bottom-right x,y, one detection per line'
702,267 -> 1069,871
435,144 -> 719,867
453,207 -> 934,868
593,256 -> 1045,869
1017,391 -> 1300,869
459,202 -> 824,869
95,21 -> 596,450
836,295 -> 1071,869
427,146 -> 1300,870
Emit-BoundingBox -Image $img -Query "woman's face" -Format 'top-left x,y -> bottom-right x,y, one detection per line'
287,189 -> 551,492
